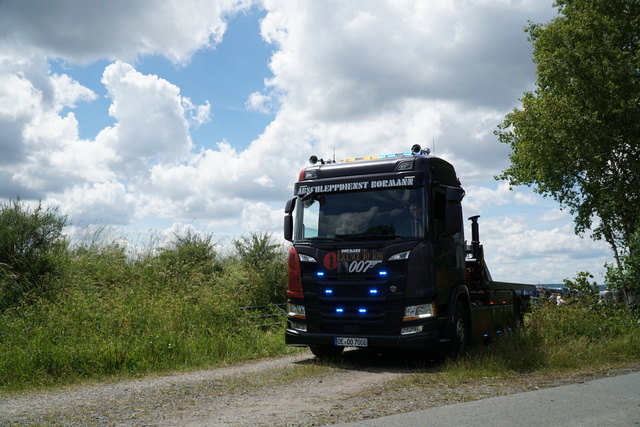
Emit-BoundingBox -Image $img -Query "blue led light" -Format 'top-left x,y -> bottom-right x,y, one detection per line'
369,289 -> 378,295
317,271 -> 324,277
359,308 -> 367,314
325,289 -> 333,295
379,270 -> 388,276
335,308 -> 344,313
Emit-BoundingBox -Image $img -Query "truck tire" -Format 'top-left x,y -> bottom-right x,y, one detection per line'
310,345 -> 344,360
451,302 -> 470,356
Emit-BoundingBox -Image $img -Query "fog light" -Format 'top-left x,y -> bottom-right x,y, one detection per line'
292,323 -> 307,332
401,325 -> 424,335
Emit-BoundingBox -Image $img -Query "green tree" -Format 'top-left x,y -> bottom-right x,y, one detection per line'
563,271 -> 600,309
496,0 -> 640,306
0,199 -> 67,309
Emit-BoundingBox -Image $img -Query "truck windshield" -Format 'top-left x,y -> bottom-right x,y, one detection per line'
295,188 -> 426,242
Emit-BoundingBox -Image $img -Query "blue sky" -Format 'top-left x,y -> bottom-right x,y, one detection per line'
0,0 -> 612,284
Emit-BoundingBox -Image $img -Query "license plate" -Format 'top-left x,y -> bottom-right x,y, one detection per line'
334,337 -> 368,347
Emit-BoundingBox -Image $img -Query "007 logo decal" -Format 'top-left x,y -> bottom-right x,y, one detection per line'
348,260 -> 382,273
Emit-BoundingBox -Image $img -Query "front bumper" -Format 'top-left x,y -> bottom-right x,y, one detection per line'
285,327 -> 440,350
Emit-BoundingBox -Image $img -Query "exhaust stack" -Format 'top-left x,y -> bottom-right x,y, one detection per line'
469,215 -> 481,261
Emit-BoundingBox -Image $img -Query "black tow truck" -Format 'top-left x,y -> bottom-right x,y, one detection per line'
283,145 -> 533,358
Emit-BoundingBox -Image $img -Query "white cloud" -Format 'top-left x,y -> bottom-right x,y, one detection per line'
49,180 -> 138,226
255,0 -> 558,189
51,73 -> 97,109
246,91 -> 274,113
241,202 -> 282,232
183,98 -> 212,127
101,61 -> 193,166
463,181 -> 541,214
539,208 -> 570,222
260,0 -> 554,115
477,217 -> 611,283
0,0 -> 251,64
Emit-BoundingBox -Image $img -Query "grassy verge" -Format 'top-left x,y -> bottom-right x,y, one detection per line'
407,302 -> 640,388
0,229 -> 293,393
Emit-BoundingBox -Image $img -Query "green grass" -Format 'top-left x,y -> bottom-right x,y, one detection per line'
0,229 -> 293,392
436,302 -> 640,385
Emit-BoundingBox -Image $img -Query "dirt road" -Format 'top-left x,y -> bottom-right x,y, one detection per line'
1,350 -> 638,426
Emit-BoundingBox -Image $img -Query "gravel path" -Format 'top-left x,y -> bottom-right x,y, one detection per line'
1,351 -> 638,426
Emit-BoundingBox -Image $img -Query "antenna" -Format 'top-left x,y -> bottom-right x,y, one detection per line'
333,148 -> 336,163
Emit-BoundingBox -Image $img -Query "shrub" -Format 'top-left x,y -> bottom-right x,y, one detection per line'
563,271 -> 600,309
0,199 -> 67,310
232,232 -> 287,305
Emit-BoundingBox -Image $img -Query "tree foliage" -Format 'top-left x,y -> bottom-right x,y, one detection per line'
496,0 -> 640,258
563,271 -> 599,309
496,1 -> 640,311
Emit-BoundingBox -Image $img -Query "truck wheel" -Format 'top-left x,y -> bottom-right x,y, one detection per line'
451,302 -> 470,356
310,345 -> 344,360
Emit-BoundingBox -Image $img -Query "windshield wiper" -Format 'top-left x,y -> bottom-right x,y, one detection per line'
342,234 -> 403,241
307,236 -> 345,242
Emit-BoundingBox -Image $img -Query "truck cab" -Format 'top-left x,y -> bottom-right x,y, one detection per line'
283,146 -> 473,358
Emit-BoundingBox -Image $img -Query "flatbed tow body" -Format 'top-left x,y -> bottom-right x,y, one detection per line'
283,147 -> 534,357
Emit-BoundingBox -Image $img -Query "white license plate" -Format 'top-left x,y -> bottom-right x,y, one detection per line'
334,337 -> 368,347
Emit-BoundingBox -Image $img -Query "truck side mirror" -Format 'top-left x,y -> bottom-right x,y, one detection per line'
445,187 -> 464,234
284,198 -> 296,242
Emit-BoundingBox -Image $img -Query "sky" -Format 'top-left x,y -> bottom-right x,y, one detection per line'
0,0 -> 613,284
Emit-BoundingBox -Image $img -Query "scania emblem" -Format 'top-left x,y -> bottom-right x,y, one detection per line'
390,286 -> 397,293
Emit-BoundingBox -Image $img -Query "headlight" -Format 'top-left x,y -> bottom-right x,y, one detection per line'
298,254 -> 316,262
287,302 -> 306,319
389,250 -> 410,261
401,325 -> 424,335
403,303 -> 436,321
